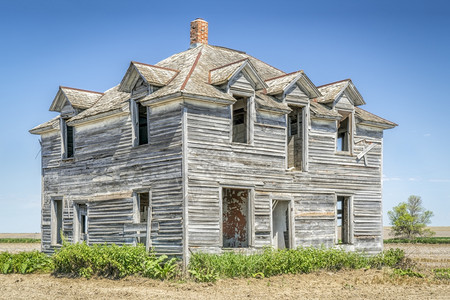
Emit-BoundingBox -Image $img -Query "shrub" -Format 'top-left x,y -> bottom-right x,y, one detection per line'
0,251 -> 52,274
52,242 -> 178,279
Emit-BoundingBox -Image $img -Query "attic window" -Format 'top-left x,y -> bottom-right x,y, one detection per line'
232,97 -> 249,143
131,100 -> 149,146
337,111 -> 352,153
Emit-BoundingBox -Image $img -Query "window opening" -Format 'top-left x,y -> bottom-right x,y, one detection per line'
272,200 -> 291,249
61,118 -> 74,159
336,196 -> 350,244
337,112 -> 351,152
52,199 -> 63,245
222,188 -> 249,247
138,102 -> 149,145
287,107 -> 303,170
66,124 -> 74,158
232,97 -> 248,143
137,192 -> 150,245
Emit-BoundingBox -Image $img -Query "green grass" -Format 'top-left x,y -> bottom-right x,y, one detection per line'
188,247 -> 405,282
0,238 -> 41,243
384,237 -> 450,244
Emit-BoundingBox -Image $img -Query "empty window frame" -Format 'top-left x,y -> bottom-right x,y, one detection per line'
73,203 -> 88,243
60,118 -> 74,159
232,97 -> 249,143
287,107 -> 304,170
131,100 -> 149,146
336,111 -> 352,152
336,196 -> 352,244
272,200 -> 292,249
51,198 -> 63,245
222,188 -> 251,248
134,191 -> 151,246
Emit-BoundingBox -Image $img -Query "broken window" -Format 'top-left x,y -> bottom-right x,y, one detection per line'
222,188 -> 249,248
336,196 -> 351,244
337,111 -> 352,152
61,118 -> 74,159
287,107 -> 303,170
272,200 -> 291,249
73,203 -> 88,243
131,100 -> 149,146
51,198 -> 63,245
232,97 -> 248,143
135,192 -> 150,245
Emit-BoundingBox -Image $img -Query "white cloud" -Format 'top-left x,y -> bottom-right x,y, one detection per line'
382,174 -> 402,182
424,133 -> 431,137
429,178 -> 450,183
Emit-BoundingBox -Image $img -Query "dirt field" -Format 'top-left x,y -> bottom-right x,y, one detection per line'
1,230 -> 449,299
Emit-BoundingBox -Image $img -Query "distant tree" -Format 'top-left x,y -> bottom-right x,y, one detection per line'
388,195 -> 434,239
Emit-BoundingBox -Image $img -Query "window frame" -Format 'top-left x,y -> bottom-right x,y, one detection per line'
60,118 -> 75,159
336,110 -> 354,154
335,195 -> 354,245
130,99 -> 150,147
51,196 -> 64,246
270,197 -> 294,249
132,188 -> 152,250
286,104 -> 309,171
73,201 -> 88,244
230,92 -> 254,145
219,186 -> 254,248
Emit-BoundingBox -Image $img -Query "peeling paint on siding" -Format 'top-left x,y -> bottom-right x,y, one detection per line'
222,188 -> 248,247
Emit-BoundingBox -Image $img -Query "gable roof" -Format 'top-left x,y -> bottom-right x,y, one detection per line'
119,61 -> 180,93
317,79 -> 365,106
265,71 -> 321,99
29,115 -> 60,134
49,86 -> 103,112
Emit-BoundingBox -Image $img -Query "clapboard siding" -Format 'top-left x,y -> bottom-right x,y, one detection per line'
40,104 -> 184,255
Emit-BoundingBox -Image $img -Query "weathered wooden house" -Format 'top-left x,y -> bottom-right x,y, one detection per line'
30,19 -> 396,263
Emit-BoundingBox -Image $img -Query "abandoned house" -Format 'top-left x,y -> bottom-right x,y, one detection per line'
30,19 -> 397,263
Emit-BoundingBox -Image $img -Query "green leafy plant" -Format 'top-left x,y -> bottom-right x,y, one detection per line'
0,251 -> 53,274
433,268 -> 450,280
392,268 -> 424,278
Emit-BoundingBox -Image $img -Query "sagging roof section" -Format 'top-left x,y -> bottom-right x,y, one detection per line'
317,79 -> 365,106
355,107 -> 398,129
49,86 -> 103,112
119,61 -> 180,93
265,71 -> 321,99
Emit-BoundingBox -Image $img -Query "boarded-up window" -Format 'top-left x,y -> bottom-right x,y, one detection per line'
232,97 -> 248,143
288,107 -> 303,170
52,198 -> 63,245
336,196 -> 351,244
222,188 -> 249,248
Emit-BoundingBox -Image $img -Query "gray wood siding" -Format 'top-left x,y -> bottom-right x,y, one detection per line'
40,104 -> 184,255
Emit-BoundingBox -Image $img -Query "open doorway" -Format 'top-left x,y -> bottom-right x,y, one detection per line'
272,200 -> 292,249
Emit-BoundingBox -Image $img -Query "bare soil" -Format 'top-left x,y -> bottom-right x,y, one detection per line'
0,230 -> 449,299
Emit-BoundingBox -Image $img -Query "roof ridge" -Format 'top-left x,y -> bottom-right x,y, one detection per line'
265,70 -> 303,82
317,79 -> 351,89
180,49 -> 203,91
60,86 -> 104,95
208,58 -> 248,73
131,61 -> 180,73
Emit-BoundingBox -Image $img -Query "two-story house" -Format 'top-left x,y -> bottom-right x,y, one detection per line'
30,19 -> 396,264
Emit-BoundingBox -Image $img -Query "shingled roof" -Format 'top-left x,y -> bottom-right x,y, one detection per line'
50,86 -> 103,112
31,42 -> 395,133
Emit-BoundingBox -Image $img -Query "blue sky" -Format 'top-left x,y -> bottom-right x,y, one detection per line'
0,0 -> 449,232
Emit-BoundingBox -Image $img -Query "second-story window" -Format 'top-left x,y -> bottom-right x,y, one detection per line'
337,111 -> 352,153
131,100 -> 149,146
232,96 -> 248,143
61,118 -> 74,159
287,107 -> 303,170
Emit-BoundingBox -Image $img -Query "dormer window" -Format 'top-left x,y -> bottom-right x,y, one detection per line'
337,111 -> 352,153
131,100 -> 149,146
287,107 -> 304,170
61,118 -> 74,159
232,97 -> 249,143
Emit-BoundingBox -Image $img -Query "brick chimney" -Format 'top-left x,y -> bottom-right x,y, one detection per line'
190,18 -> 208,47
